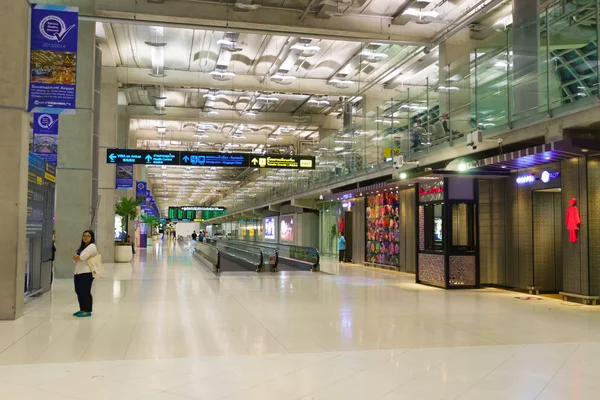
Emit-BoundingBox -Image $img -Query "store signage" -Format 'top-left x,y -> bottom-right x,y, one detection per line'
32,113 -> 59,165
107,149 -> 180,165
419,185 -> 444,196
342,201 -> 353,210
107,149 -> 315,169
29,4 -> 79,114
516,171 -> 560,184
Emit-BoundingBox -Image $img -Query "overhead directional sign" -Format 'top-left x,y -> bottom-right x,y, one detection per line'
180,152 -> 247,167
106,149 -> 315,169
106,149 -> 180,165
250,155 -> 315,169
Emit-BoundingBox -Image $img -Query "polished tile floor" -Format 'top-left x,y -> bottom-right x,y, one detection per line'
2,239 -> 600,399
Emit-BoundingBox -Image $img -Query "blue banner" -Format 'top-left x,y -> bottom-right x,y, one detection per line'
32,113 -> 59,165
136,181 -> 147,204
28,4 -> 79,114
116,164 -> 133,189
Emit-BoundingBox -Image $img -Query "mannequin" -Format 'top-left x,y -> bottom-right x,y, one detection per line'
565,197 -> 581,243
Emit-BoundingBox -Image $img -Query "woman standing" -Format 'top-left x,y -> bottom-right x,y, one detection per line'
72,230 -> 97,318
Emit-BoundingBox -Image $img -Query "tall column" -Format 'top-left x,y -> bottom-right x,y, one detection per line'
439,29 -> 472,134
54,22 -> 98,278
0,1 -> 30,320
512,0 -> 540,116
97,67 -> 119,262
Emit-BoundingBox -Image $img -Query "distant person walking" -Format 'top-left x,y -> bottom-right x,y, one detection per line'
199,231 -> 205,242
338,232 -> 346,262
191,230 -> 197,241
72,230 -> 97,318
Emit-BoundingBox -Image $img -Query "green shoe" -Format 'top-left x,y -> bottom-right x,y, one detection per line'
77,312 -> 92,318
73,311 -> 83,317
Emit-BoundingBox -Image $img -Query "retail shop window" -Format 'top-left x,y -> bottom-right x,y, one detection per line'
424,203 -> 443,251
451,203 -> 476,252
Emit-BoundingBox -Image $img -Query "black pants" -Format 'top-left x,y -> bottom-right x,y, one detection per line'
339,249 -> 345,262
74,273 -> 94,312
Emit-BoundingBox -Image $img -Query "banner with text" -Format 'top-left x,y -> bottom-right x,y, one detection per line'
32,113 -> 59,165
28,4 -> 79,114
115,164 -> 133,189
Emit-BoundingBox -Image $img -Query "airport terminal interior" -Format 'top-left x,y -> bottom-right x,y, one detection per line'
4,0 -> 600,398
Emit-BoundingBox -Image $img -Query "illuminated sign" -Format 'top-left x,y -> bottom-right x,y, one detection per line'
516,174 -> 535,184
250,155 -> 315,170
516,171 -> 560,184
264,217 -> 276,240
107,149 -> 180,165
419,185 -> 444,196
180,206 -> 226,211
342,201 -> 353,210
107,149 -> 315,169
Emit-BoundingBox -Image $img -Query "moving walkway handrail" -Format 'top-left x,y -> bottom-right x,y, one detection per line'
193,241 -> 220,274
210,238 -> 320,272
209,239 -> 264,271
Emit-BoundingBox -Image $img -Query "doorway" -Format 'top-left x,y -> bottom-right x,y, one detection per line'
532,189 -> 563,292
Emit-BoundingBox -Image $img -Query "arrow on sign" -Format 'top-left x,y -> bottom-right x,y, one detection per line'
251,158 -> 258,165
145,155 -> 153,163
108,153 -> 116,162
182,156 -> 189,163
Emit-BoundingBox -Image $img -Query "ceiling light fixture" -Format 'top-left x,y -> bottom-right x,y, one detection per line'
328,78 -> 354,89
210,70 -> 235,81
403,8 -> 439,18
271,74 -> 297,85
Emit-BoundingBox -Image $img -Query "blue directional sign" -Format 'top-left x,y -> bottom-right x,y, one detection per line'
180,152 -> 248,167
106,149 -> 180,165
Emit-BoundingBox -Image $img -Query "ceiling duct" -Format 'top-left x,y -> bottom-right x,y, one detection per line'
393,1 -> 438,25
234,0 -> 261,11
217,32 -> 243,52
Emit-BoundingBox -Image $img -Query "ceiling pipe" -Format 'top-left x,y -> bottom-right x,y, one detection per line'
300,0 -> 320,21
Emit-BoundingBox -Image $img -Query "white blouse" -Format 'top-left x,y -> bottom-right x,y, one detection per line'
74,244 -> 98,275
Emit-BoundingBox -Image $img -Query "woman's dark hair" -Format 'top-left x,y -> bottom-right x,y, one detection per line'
78,230 -> 95,252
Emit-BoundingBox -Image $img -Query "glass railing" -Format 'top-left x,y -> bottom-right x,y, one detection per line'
207,238 -> 264,271
213,238 -> 320,271
193,242 -> 220,273
216,0 -> 599,215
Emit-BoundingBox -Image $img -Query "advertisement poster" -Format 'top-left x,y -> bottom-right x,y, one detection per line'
32,113 -> 59,165
116,164 -> 133,189
264,217 -> 276,240
28,4 -> 79,114
280,215 -> 294,242
136,181 -> 147,203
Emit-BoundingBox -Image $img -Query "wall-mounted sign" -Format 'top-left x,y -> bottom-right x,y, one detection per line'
419,181 -> 444,203
342,201 -> 353,210
29,4 -> 79,114
280,215 -> 294,242
516,171 -> 560,184
264,217 -> 276,240
106,149 -> 315,169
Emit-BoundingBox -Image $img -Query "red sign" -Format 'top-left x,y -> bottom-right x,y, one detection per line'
419,185 -> 444,196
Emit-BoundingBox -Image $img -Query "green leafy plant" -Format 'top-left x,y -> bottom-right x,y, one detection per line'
115,197 -> 140,243
141,215 -> 159,236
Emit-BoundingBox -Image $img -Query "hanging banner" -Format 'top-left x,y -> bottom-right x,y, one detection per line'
28,4 -> 79,114
32,113 -> 59,165
136,181 -> 147,204
115,164 -> 133,189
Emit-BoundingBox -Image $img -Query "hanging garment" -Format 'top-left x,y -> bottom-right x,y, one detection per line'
566,197 -> 581,243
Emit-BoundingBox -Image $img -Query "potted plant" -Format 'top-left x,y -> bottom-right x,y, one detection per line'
141,215 -> 159,246
115,197 -> 140,263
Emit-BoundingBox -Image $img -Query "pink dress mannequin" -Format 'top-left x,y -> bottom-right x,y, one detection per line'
565,198 -> 581,243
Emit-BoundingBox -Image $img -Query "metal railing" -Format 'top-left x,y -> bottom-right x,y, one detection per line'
207,238 -> 265,272
211,238 -> 320,272
193,241 -> 220,274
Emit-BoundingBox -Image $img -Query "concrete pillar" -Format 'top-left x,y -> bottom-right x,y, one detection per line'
54,22 -> 98,278
97,67 -> 119,262
439,29 -> 472,134
512,0 -> 540,117
0,1 -> 30,320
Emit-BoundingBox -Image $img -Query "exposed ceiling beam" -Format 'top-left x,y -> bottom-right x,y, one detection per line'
116,67 -> 400,98
91,1 -> 431,45
126,105 -> 343,128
